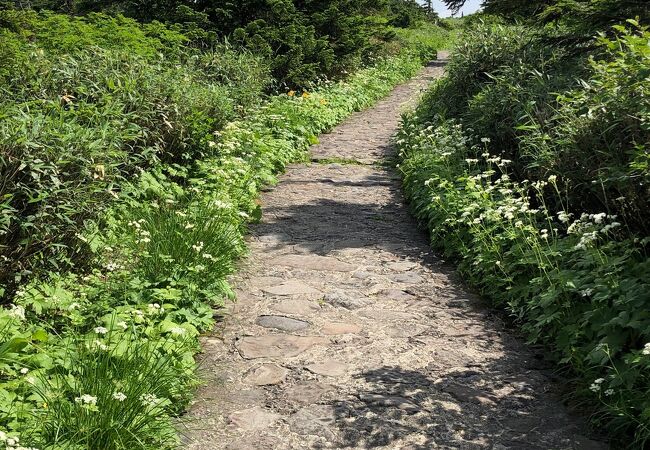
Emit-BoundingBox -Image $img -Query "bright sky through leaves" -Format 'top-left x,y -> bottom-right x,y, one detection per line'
421,0 -> 482,17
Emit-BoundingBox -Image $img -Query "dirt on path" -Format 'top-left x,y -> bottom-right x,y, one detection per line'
181,55 -> 603,450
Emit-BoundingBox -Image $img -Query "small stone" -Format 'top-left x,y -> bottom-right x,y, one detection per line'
256,233 -> 290,244
441,383 -> 497,407
285,382 -> 334,405
356,308 -> 416,321
387,261 -> 418,271
320,322 -> 362,335
262,280 -> 321,296
256,315 -> 310,332
390,273 -> 423,284
306,359 -> 349,377
352,271 -> 372,279
289,405 -> 338,440
270,254 -> 356,272
228,406 -> 281,430
243,364 -> 290,385
323,291 -> 368,309
378,288 -> 417,301
237,335 -> 327,359
358,394 -> 421,413
271,299 -> 321,315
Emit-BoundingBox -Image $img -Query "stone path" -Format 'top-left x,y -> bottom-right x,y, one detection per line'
181,55 -> 603,449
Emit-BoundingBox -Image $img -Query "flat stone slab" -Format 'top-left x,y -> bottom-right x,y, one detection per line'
390,273 -> 424,284
262,280 -> 321,296
243,364 -> 290,386
323,291 -> 368,309
441,383 -> 498,407
356,308 -> 416,321
228,406 -> 281,430
270,299 -> 321,316
358,394 -> 421,413
320,322 -> 362,335
237,335 -> 327,359
387,261 -> 419,271
289,405 -> 338,441
285,382 -> 334,405
306,359 -> 349,377
270,254 -> 356,272
378,288 -> 417,301
256,315 -> 310,332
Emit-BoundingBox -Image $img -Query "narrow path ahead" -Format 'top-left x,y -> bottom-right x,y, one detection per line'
183,56 -> 601,449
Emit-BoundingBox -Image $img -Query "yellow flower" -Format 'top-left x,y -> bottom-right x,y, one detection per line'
320,99 -> 327,105
287,90 -> 295,97
302,92 -> 310,98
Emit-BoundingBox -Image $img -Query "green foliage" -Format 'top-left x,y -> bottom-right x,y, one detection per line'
0,33 -> 438,447
0,11 -> 270,298
398,23 -> 650,446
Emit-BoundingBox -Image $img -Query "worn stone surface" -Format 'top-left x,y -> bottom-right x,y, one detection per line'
305,360 -> 349,377
270,299 -> 321,316
270,254 -> 356,272
262,280 -> 321,296
320,322 -> 361,335
183,55 -> 604,450
236,335 -> 327,359
227,406 -> 281,430
256,315 -> 310,332
243,364 -> 290,386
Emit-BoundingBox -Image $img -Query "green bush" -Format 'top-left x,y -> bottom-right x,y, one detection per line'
398,24 -> 650,446
0,12 -> 270,298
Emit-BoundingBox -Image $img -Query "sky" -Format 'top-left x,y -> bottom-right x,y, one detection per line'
422,0 -> 483,17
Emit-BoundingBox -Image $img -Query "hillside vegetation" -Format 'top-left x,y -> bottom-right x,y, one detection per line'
0,2 -> 449,448
398,0 -> 649,446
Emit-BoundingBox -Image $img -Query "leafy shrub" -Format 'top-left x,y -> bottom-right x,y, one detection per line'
398,23 -> 650,446
0,43 -> 438,448
0,12 -> 270,298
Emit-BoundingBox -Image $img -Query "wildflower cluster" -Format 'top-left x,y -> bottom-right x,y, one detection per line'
397,114 -> 650,441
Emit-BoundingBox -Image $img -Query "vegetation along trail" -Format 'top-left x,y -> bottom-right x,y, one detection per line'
182,55 -> 602,449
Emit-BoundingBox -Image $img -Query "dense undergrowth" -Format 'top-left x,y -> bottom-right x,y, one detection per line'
398,11 -> 649,447
0,6 -> 442,448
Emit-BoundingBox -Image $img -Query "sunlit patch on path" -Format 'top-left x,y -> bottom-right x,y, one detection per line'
181,54 -> 601,450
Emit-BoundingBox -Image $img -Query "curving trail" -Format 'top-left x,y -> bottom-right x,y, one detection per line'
182,54 -> 603,450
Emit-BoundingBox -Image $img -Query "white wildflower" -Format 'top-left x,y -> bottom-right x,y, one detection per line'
140,393 -> 159,406
19,368 -> 29,375
9,305 -> 25,321
112,392 -> 127,402
604,389 -> 614,396
547,175 -> 558,183
591,213 -> 607,224
170,327 -> 186,336
557,211 -> 571,223
642,343 -> 650,356
94,326 -> 108,335
184,223 -> 195,230
480,137 -> 491,143
75,394 -> 97,405
93,340 -> 108,351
